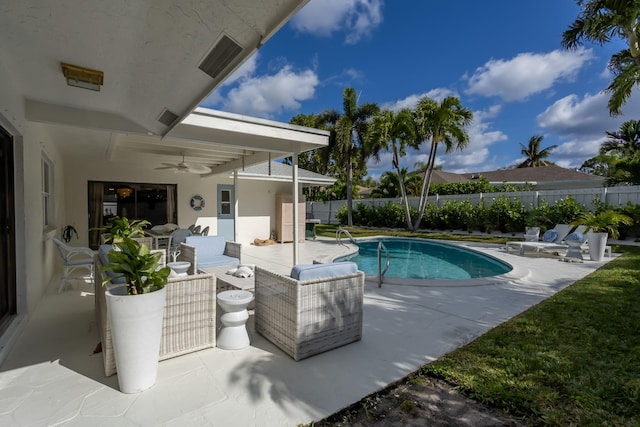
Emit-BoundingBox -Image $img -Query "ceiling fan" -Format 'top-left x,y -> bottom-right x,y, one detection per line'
155,153 -> 212,174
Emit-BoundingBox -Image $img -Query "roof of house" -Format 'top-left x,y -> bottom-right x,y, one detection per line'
464,165 -> 603,183
234,161 -> 336,185
429,170 -> 470,185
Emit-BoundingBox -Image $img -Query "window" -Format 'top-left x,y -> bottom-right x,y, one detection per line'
42,154 -> 54,228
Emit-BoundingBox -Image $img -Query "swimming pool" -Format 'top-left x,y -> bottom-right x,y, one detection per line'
337,237 -> 512,280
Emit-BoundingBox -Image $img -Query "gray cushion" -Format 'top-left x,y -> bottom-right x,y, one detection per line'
290,262 -> 358,281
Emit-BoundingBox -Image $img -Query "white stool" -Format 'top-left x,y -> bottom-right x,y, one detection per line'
217,290 -> 254,350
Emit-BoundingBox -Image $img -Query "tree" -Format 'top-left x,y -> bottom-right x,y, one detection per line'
562,0 -> 640,115
367,108 -> 416,227
517,135 -> 558,168
579,153 -> 620,177
597,119 -> 640,185
412,96 -> 473,230
600,118 -> 640,156
317,88 -> 379,226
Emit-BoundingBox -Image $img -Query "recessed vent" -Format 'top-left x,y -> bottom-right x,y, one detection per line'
157,108 -> 179,127
199,34 -> 243,79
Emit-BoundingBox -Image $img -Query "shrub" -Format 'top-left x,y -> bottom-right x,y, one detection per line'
481,196 -> 527,233
616,202 -> 640,238
548,196 -> 588,226
420,203 -> 442,229
438,200 -> 479,231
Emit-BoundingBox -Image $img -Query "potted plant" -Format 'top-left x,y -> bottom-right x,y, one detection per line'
101,238 -> 171,393
573,210 -> 632,261
98,216 -> 150,244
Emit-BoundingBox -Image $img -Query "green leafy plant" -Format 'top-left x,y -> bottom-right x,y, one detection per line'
61,225 -> 78,243
97,216 -> 150,244
100,237 -> 170,295
573,209 -> 633,239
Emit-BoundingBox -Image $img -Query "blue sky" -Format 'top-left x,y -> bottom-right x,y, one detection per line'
203,0 -> 640,180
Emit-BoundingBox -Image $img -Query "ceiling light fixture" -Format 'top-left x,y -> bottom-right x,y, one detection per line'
61,62 -> 104,91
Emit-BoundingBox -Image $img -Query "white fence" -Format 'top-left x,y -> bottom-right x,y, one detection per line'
306,185 -> 640,225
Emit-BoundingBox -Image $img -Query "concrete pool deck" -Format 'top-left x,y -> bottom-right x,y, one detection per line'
0,237 -> 619,426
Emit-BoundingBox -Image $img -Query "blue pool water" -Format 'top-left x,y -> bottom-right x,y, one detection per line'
338,238 -> 512,280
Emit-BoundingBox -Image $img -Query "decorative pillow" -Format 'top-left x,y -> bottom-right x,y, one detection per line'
542,229 -> 559,242
565,232 -> 586,243
234,266 -> 254,278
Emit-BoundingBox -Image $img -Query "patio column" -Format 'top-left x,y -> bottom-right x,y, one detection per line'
292,152 -> 299,265
233,169 -> 239,242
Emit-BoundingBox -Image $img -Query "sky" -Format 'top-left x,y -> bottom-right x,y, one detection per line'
202,0 -> 640,181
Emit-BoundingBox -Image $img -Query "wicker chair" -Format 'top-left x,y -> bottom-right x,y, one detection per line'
254,263 -> 365,361
95,246 -> 217,376
178,236 -> 241,274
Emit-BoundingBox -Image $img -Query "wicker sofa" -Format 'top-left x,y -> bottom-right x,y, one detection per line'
178,236 -> 241,274
95,245 -> 217,376
254,262 -> 365,361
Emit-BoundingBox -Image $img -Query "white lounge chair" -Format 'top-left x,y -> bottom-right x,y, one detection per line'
505,224 -> 574,255
52,237 -> 95,293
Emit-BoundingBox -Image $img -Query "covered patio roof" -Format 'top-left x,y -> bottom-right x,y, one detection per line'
5,0 -> 328,173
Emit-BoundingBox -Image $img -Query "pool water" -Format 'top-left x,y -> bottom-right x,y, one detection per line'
339,238 -> 512,280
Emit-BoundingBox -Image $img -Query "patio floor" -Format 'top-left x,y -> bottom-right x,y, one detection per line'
0,237 -> 615,426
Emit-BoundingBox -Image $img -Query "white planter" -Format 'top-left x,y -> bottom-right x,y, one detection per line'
106,285 -> 166,393
587,231 -> 608,262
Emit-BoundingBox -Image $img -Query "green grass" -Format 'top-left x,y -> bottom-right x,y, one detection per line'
422,246 -> 640,426
318,225 -> 640,426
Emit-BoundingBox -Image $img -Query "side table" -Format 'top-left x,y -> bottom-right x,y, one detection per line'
216,290 -> 254,350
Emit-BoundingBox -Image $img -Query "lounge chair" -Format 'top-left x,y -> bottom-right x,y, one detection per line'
52,237 -> 95,293
505,224 -> 574,255
254,262 -> 365,361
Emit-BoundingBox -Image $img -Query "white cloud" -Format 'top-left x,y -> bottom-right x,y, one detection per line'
218,67 -> 319,118
442,104 -> 508,172
381,88 -> 458,111
291,0 -> 383,44
535,87 -> 640,168
202,52 -> 319,119
537,90 -> 640,136
219,53 -> 258,87
550,137 -> 607,168
465,48 -> 593,101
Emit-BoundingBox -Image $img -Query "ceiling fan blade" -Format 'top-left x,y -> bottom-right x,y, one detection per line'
185,163 -> 212,174
155,163 -> 179,170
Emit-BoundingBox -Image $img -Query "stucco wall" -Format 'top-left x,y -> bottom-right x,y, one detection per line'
60,157 -> 303,247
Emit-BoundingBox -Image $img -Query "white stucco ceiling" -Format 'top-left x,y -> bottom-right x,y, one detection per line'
2,0 -> 328,174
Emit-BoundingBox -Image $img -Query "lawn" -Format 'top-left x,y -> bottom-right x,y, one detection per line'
317,225 -> 640,426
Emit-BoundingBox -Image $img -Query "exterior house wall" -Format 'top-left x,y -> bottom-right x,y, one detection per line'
236,180 -> 299,244
61,160 -> 304,248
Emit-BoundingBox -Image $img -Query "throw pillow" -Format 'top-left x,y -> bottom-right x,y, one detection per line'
542,229 -> 558,242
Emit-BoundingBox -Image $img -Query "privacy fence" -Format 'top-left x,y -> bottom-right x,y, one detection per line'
306,185 -> 640,225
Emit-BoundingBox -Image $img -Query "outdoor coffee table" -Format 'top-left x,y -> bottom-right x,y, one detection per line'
200,265 -> 255,293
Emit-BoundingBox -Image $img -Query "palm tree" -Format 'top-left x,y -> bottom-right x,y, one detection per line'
562,1 -> 640,115
601,119 -> 640,156
318,88 -> 379,226
412,96 -> 473,230
517,135 -> 558,168
367,108 -> 416,228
